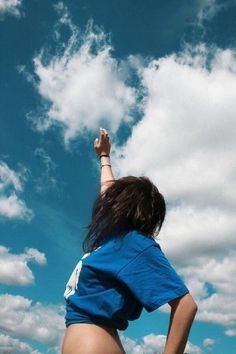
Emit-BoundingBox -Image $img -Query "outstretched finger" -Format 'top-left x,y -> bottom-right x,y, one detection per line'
100,128 -> 107,141
94,138 -> 99,148
102,128 -> 110,138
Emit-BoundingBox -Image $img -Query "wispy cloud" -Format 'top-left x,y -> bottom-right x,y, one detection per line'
0,246 -> 46,285
27,2 -> 136,146
197,0 -> 231,26
0,0 -> 23,18
34,147 -> 58,194
0,161 -> 33,221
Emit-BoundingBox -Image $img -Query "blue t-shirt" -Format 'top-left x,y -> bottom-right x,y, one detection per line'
64,230 -> 189,330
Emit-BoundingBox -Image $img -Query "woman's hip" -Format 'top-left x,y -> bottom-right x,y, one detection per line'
61,323 -> 125,354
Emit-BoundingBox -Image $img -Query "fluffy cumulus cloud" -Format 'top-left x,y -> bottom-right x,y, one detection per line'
24,1 -> 236,338
29,3 -> 136,145
0,246 -> 46,285
0,294 -> 65,351
120,333 -> 202,354
0,333 -> 42,354
0,161 -> 33,221
0,0 -> 23,17
111,43 -> 236,331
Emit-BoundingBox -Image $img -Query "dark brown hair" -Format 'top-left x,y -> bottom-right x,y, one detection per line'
82,176 -> 166,253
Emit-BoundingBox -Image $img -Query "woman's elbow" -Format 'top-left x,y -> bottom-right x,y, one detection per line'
186,294 -> 198,316
169,293 -> 198,315
190,300 -> 198,317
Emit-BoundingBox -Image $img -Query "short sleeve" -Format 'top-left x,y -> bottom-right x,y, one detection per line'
116,243 -> 189,312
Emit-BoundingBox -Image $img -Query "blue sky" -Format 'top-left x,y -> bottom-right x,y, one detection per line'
0,0 -> 236,353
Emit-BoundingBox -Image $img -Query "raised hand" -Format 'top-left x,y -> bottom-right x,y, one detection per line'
94,127 -> 111,157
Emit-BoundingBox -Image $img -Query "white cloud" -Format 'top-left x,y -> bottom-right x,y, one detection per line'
160,206 -> 236,264
0,294 -> 65,349
0,161 -> 33,221
0,194 -> 33,220
119,333 -> 202,354
25,247 -> 47,265
120,333 -> 166,354
0,0 -> 23,17
29,4 -> 136,145
0,162 -> 22,191
225,328 -> 236,337
111,43 -> 236,330
24,2 -> 236,335
0,246 -> 46,285
0,333 -> 42,354
203,337 -> 215,347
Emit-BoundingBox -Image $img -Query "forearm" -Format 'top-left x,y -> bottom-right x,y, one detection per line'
100,156 -> 115,193
164,294 -> 197,354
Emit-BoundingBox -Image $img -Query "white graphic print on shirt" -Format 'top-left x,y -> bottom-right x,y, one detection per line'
64,247 -> 102,300
64,252 -> 90,299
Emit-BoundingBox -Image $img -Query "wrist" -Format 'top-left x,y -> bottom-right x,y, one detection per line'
100,155 -> 110,163
99,154 -> 110,158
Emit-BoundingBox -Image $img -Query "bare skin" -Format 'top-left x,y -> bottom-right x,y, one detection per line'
94,127 -> 115,193
61,128 -> 198,354
61,129 -> 122,354
164,293 -> 198,354
61,323 -> 125,354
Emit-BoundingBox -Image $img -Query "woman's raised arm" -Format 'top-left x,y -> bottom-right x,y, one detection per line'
94,127 -> 116,193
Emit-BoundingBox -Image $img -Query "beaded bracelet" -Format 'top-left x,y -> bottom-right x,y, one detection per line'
101,164 -> 111,168
99,154 -> 110,159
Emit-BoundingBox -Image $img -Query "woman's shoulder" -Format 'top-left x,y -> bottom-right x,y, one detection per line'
108,229 -> 159,262
82,230 -> 158,275
122,229 -> 157,248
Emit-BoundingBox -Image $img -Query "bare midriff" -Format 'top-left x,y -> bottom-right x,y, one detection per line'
61,323 -> 126,354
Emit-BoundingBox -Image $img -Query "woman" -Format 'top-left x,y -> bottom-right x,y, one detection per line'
61,128 -> 197,354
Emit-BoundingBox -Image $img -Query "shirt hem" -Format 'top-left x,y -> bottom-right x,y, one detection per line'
145,287 -> 190,312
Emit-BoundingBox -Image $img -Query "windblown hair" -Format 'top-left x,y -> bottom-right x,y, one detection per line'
82,176 -> 166,253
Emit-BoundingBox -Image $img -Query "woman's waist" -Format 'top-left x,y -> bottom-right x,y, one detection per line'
62,323 -> 125,354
